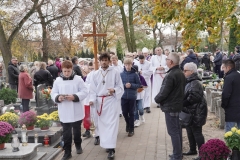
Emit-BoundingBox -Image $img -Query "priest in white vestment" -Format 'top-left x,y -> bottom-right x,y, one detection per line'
89,53 -> 124,159
135,54 -> 153,113
151,47 -> 168,107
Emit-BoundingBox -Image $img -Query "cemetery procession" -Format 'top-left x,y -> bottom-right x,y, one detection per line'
1,46 -> 240,160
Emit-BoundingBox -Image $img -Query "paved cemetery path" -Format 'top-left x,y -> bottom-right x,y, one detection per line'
54,104 -> 175,160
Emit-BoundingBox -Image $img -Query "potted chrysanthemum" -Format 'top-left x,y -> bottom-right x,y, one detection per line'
49,111 -> 61,127
18,111 -> 37,130
0,121 -> 14,150
35,113 -> 52,130
199,139 -> 230,160
0,112 -> 19,128
224,127 -> 240,160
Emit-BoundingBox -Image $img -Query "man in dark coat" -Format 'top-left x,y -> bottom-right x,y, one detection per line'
221,59 -> 240,132
213,48 -> 223,78
8,57 -> 20,92
201,54 -> 210,71
180,49 -> 198,70
71,57 -> 83,78
155,52 -> 186,160
232,46 -> 240,71
47,60 -> 58,80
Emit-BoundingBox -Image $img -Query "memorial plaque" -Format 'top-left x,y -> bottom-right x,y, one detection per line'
35,84 -> 48,115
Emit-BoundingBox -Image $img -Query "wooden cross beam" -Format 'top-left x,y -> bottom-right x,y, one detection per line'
83,22 -> 107,69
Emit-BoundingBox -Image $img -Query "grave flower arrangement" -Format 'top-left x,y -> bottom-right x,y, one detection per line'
224,127 -> 240,150
199,139 -> 230,160
35,113 -> 52,129
0,112 -> 19,128
18,111 -> 37,127
42,88 -> 51,100
0,121 -> 14,144
49,111 -> 59,122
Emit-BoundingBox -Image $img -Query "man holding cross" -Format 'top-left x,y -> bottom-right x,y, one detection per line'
89,53 -> 124,159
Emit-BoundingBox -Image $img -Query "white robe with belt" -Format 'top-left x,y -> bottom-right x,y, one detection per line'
135,61 -> 153,108
89,66 -> 124,148
85,70 -> 99,137
150,55 -> 168,105
51,75 -> 88,123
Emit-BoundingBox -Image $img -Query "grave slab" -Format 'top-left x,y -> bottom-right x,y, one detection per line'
0,143 -> 45,160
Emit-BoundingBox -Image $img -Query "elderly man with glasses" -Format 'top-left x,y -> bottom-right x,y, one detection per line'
155,52 -> 186,160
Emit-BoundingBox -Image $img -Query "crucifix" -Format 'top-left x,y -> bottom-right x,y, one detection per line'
83,22 -> 107,69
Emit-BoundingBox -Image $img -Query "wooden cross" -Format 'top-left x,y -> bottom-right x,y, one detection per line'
83,22 -> 107,69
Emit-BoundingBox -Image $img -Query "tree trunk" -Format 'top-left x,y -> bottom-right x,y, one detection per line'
119,5 -> 131,52
0,21 -> 11,81
128,0 -> 136,52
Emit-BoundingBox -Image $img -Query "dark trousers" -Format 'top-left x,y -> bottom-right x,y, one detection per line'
121,98 -> 136,132
186,126 -> 204,151
22,99 -> 30,113
214,64 -> 223,78
165,112 -> 182,160
61,120 -> 82,153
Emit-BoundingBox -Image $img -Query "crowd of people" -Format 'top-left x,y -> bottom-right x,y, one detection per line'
4,45 -> 240,160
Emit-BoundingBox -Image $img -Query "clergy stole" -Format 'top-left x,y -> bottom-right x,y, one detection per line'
83,105 -> 91,130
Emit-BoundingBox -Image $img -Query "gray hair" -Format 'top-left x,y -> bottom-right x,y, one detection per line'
184,62 -> 198,73
34,61 -> 39,67
168,52 -> 180,65
48,60 -> 53,65
19,64 -> 28,72
187,49 -> 194,54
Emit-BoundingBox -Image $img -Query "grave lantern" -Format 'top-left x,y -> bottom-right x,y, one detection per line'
21,124 -> 28,146
11,130 -> 20,152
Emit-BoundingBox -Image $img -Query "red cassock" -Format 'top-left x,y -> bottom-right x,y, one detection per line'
83,105 -> 91,130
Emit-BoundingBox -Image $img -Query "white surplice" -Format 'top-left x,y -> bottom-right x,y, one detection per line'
135,60 -> 153,108
150,54 -> 168,105
89,66 -> 124,148
85,70 -> 99,137
51,75 -> 88,123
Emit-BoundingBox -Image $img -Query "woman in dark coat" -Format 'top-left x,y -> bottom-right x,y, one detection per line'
18,64 -> 33,112
182,62 -> 208,160
34,62 -> 53,87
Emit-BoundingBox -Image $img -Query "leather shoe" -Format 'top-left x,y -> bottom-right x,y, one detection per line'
61,152 -> 72,160
182,150 -> 197,155
82,130 -> 91,138
94,136 -> 100,145
128,132 -> 134,137
76,145 -> 83,154
146,107 -> 151,113
107,149 -> 115,159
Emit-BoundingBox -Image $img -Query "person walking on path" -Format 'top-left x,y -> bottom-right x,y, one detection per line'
8,56 -> 20,92
51,60 -> 88,160
89,53 -> 124,159
155,52 -> 186,160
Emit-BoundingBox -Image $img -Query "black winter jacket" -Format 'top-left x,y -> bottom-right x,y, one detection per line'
213,52 -> 222,66
73,64 -> 83,77
180,53 -> 199,70
221,69 -> 240,122
34,69 -> 53,87
201,55 -> 210,70
47,64 -> 58,80
232,53 -> 240,71
182,73 -> 207,127
8,62 -> 20,85
155,65 -> 186,113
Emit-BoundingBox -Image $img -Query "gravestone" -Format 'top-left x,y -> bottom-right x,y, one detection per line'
35,84 -> 57,115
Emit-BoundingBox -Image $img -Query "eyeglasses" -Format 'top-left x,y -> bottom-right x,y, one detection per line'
183,70 -> 190,73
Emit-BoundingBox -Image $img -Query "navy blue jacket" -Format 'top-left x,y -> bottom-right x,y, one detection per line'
180,53 -> 199,70
222,69 -> 240,122
120,67 -> 142,100
213,52 -> 222,66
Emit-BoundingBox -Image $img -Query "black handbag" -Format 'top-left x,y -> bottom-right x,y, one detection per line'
179,111 -> 192,127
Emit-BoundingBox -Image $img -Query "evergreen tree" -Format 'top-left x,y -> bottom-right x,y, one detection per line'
229,15 -> 238,54
38,52 -> 42,61
81,50 -> 85,58
32,52 -> 38,62
90,50 -> 94,58
85,49 -> 89,58
116,40 -> 123,61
